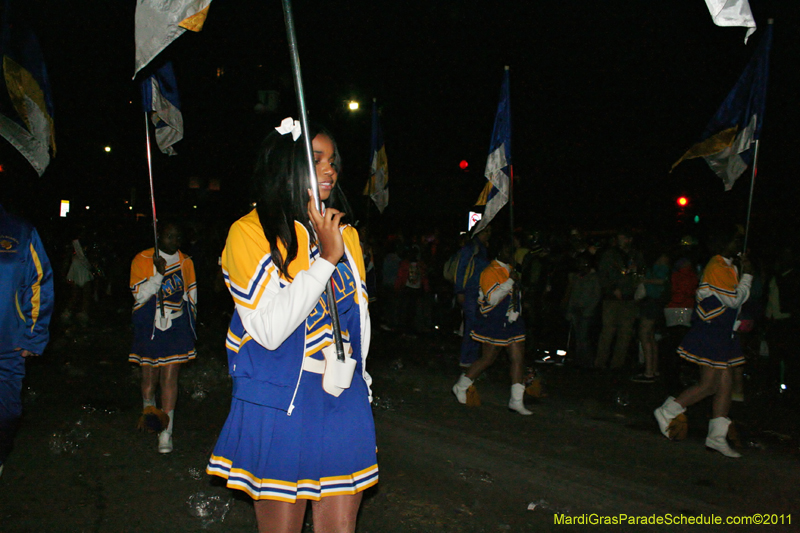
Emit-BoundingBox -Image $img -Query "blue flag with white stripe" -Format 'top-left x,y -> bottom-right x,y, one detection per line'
671,22 -> 771,191
141,61 -> 183,155
473,68 -> 511,234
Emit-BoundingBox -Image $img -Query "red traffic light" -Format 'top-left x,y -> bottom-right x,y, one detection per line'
459,160 -> 469,170
677,196 -> 688,207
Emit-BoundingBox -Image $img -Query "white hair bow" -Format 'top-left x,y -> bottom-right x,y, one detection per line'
275,117 -> 302,141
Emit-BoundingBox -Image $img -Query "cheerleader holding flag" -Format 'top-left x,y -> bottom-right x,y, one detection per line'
206,2 -> 377,531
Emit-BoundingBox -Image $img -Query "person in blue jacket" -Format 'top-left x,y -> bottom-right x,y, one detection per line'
454,225 -> 491,367
0,204 -> 54,478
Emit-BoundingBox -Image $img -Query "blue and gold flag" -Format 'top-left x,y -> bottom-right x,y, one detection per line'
141,61 -> 183,155
473,67 -> 511,234
0,0 -> 55,176
671,22 -> 771,191
363,99 -> 388,213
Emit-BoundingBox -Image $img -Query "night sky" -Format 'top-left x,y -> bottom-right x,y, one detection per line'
2,1 -> 799,243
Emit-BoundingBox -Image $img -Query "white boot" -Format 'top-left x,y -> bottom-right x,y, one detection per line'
158,411 -> 174,454
508,383 -> 533,415
706,417 -> 741,458
654,396 -> 685,439
452,375 -> 473,404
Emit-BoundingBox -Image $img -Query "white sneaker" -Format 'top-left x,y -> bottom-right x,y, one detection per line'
158,430 -> 173,454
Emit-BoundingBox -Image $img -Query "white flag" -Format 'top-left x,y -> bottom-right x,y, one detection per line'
134,0 -> 212,77
704,0 -> 757,43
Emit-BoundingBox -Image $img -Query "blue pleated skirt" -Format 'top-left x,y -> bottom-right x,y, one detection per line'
678,324 -> 745,368
129,312 -> 196,366
470,314 -> 526,346
206,364 -> 378,502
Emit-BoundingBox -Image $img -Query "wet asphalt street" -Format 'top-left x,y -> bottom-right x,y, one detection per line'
1,302 -> 799,532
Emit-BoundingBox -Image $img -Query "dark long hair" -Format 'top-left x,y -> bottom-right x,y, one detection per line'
252,123 -> 352,280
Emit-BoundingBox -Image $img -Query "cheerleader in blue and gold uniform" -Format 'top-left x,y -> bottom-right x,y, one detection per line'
129,222 -> 196,454
452,237 -> 532,415
207,121 -> 377,533
654,224 -> 752,458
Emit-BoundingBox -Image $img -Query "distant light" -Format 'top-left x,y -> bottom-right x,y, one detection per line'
459,160 -> 469,170
781,383 -> 787,390
85,206 -> 90,210
348,101 -> 359,111
104,146 -> 111,153
556,350 -> 567,356
129,206 -> 133,210
694,215 -> 700,224
677,196 -> 688,207
60,200 -> 70,218
216,67 -> 225,78
193,205 -> 197,209
0,164 -> 4,172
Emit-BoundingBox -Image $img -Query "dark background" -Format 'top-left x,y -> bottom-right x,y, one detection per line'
1,0 -> 798,244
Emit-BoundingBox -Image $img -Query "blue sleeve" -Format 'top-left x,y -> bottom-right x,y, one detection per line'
19,228 -> 54,354
454,246 -> 471,294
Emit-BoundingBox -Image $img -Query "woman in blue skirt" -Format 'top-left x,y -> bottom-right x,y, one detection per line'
129,221 -> 197,454
207,119 -> 377,533
654,224 -> 753,458
452,237 -> 532,415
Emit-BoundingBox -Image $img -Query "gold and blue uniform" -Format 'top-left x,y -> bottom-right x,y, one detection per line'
678,255 -> 752,368
470,259 -> 525,346
207,210 -> 377,502
128,249 -> 197,366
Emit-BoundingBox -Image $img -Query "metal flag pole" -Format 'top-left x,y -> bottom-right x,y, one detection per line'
144,112 -> 165,318
281,0 -> 346,362
505,65 -> 514,239
743,17 -> 774,253
742,139 -> 759,252
504,66 -> 519,313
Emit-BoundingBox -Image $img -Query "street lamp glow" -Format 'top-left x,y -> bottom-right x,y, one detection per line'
104,146 -> 111,153
348,101 -> 359,111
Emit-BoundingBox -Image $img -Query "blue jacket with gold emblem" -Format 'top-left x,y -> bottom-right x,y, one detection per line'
0,204 -> 54,355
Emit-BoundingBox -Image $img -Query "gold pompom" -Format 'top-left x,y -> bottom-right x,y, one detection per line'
668,413 -> 689,441
465,385 -> 481,406
136,406 -> 170,433
526,378 -> 547,398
